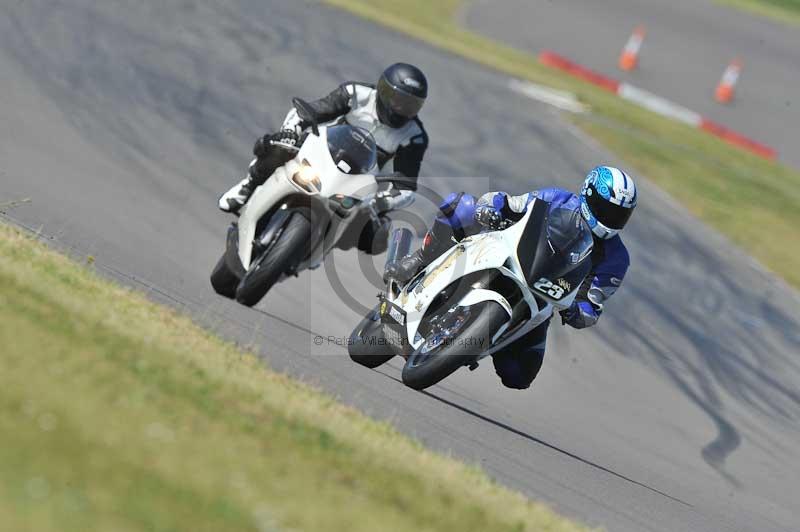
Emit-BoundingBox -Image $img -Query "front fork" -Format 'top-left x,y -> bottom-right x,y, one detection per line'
250,207 -> 291,260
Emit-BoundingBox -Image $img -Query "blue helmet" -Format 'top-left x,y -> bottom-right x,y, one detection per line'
579,166 -> 637,240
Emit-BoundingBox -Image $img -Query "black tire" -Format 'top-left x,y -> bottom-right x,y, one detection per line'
210,253 -> 239,298
401,301 -> 508,390
235,213 -> 312,307
348,307 -> 395,368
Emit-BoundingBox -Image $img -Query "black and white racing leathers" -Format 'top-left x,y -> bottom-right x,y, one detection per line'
282,81 -> 428,185
219,81 -> 428,214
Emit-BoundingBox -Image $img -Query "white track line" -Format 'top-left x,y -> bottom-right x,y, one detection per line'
508,79 -> 587,113
617,83 -> 702,126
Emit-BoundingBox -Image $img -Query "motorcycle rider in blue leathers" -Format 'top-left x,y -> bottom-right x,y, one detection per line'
386,166 -> 638,389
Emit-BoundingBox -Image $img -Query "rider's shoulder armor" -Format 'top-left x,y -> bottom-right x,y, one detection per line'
532,187 -> 581,212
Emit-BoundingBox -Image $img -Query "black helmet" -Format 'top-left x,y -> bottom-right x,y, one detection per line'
376,63 -> 428,128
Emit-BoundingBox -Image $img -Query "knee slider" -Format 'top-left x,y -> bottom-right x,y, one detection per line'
500,375 -> 532,390
493,357 -> 534,390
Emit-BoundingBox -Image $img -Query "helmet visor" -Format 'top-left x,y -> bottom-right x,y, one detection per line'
586,187 -> 634,230
377,76 -> 425,120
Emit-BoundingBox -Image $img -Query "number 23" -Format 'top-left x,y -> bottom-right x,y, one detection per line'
533,278 -> 564,299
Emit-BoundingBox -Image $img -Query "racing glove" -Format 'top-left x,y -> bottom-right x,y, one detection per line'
474,205 -> 506,230
267,129 -> 300,148
374,190 -> 415,214
474,194 -> 524,230
560,300 -> 602,329
281,108 -> 309,136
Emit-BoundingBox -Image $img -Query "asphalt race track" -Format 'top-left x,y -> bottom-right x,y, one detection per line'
465,0 -> 800,168
2,2 -> 799,531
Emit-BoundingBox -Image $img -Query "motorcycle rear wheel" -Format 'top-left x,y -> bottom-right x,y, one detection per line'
348,306 -> 395,368
210,253 -> 239,299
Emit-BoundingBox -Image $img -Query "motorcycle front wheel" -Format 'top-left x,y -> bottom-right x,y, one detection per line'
235,212 -> 311,307
401,301 -> 507,390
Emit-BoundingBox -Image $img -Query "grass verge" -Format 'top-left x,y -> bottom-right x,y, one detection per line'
326,0 -> 800,289
716,0 -> 800,26
0,222 -> 590,532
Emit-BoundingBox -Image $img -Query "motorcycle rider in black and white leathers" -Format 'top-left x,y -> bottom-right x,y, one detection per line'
218,63 -> 429,253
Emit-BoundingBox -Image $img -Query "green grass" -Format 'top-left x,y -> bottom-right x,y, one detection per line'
0,222 -> 591,532
326,0 -> 800,289
716,0 -> 800,26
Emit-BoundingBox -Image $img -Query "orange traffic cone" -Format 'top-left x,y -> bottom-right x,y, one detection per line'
618,26 -> 646,71
715,58 -> 742,104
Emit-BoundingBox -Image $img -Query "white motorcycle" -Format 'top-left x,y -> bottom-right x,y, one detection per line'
348,199 -> 594,390
211,98 -> 400,306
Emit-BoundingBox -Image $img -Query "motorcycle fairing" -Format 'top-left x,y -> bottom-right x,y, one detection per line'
236,126 -> 379,270
389,198 -> 590,353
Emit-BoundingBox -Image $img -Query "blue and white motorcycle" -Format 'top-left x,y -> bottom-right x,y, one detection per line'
348,200 -> 594,390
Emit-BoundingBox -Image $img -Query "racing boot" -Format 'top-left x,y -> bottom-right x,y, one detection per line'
218,171 -> 256,214
384,192 -> 479,284
384,248 -> 428,284
219,131 -> 300,214
383,224 -> 449,284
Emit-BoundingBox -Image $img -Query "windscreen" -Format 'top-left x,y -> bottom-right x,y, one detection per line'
326,125 -> 377,175
517,202 -> 594,301
542,207 -> 594,278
